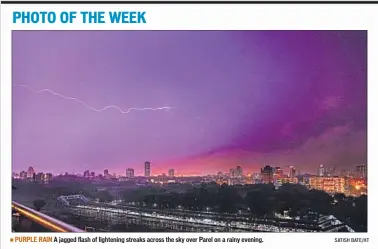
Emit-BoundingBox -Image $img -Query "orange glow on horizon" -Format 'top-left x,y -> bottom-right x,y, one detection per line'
109,149 -> 262,176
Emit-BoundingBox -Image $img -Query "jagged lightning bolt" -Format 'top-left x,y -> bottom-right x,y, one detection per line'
13,84 -> 173,114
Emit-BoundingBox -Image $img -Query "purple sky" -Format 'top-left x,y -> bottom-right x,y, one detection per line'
12,31 -> 367,176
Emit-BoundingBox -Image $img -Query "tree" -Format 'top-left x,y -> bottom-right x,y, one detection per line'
217,185 -> 242,213
33,199 -> 46,211
349,195 -> 367,232
275,184 -> 310,218
95,190 -> 113,203
245,189 -> 275,217
308,189 -> 333,216
334,193 -> 346,203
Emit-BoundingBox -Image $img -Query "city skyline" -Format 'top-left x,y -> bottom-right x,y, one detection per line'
12,31 -> 367,175
13,163 -> 366,178
13,163 -> 368,198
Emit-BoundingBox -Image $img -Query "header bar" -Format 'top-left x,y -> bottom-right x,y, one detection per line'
2,1 -> 378,5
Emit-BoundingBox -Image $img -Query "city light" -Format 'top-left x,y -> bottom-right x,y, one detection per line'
12,163 -> 367,233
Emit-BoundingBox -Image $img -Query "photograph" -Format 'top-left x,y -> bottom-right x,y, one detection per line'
11,30 -> 367,233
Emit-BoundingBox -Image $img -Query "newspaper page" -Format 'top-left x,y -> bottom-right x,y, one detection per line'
0,1 -> 375,249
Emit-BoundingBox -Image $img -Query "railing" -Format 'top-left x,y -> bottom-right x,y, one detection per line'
12,201 -> 84,232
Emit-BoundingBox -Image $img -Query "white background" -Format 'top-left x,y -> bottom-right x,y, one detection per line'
1,2 -> 376,249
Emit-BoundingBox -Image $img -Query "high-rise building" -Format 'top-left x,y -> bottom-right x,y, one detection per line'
168,169 -> 175,177
27,166 -> 35,179
274,167 -> 284,178
296,170 -> 301,177
341,169 -> 351,177
235,166 -> 243,178
144,161 -> 151,177
83,170 -> 90,178
229,168 -> 235,178
252,173 -> 262,184
288,166 -> 296,178
35,173 -> 44,183
104,169 -> 109,176
273,167 -> 284,186
19,171 -> 27,180
318,165 -> 325,177
126,168 -> 134,178
261,165 -> 274,184
44,173 -> 53,183
328,166 -> 336,177
356,165 -> 367,179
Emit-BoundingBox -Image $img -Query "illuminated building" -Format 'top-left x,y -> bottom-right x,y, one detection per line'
245,176 -> 253,185
235,166 -> 243,178
227,178 -> 233,186
274,167 -> 284,178
83,170 -> 90,178
227,168 -> 238,185
261,165 -> 274,184
341,169 -> 351,177
343,177 -> 352,196
168,169 -> 175,177
202,175 -> 213,183
288,166 -> 296,178
327,166 -> 336,177
229,168 -> 235,178
282,177 -> 299,184
318,165 -> 325,177
104,169 -> 109,177
309,177 -> 322,191
251,173 -> 262,184
296,170 -> 301,176
275,177 -> 299,188
144,161 -> 151,177
309,176 -> 346,194
297,174 -> 309,186
27,166 -> 35,179
35,173 -> 44,183
19,171 -> 27,179
234,177 -> 245,185
216,172 -> 228,185
227,166 -> 244,185
126,168 -> 134,178
157,174 -> 167,184
44,173 -> 53,183
355,165 -> 367,179
216,178 -> 228,185
273,167 -> 283,187
350,178 -> 367,196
